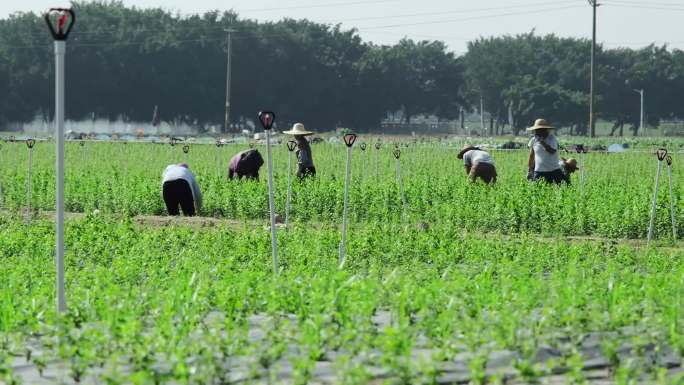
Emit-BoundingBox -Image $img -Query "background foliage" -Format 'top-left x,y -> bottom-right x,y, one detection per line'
1,2 -> 684,133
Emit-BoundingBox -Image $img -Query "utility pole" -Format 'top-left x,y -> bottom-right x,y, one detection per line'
634,88 -> 644,136
588,0 -> 599,137
224,27 -> 236,133
480,95 -> 485,135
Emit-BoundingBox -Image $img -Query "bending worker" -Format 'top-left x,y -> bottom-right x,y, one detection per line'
161,163 -> 202,216
527,119 -> 565,184
228,148 -> 264,180
283,123 -> 316,178
457,144 -> 497,184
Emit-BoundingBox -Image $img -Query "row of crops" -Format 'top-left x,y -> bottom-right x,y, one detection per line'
1,137 -> 684,384
0,140 -> 682,239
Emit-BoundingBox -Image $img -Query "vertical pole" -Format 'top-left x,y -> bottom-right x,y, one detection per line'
480,95 -> 485,135
26,145 -> 33,224
265,129 -> 279,274
640,89 -> 644,136
648,157 -> 664,245
285,151 -> 293,229
0,144 -> 3,206
666,158 -> 677,240
339,146 -> 353,267
579,149 -> 586,189
589,0 -> 597,138
215,144 -> 221,179
394,149 -> 406,220
55,40 -> 67,313
224,28 -> 235,133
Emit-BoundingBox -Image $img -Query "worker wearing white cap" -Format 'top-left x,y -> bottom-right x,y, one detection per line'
283,123 -> 316,178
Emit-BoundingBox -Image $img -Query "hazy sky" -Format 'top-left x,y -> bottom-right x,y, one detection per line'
2,0 -> 683,53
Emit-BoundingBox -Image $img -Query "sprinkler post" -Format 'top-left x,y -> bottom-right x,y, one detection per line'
394,148 -> 407,219
0,143 -> 3,205
359,142 -> 367,181
666,155 -> 677,240
25,139 -> 36,224
576,144 -> 586,188
374,142 -> 381,182
215,140 -> 222,178
182,144 -> 190,164
258,111 -> 279,275
45,7 -> 75,313
285,140 -> 297,230
648,148 -> 668,244
339,133 -> 357,268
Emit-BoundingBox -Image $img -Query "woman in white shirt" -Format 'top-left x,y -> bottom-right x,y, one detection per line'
527,119 -> 565,184
161,163 -> 202,216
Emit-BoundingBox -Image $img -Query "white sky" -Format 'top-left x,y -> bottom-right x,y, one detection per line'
2,0 -> 683,53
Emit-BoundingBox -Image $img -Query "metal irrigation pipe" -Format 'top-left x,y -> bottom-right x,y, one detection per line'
215,140 -> 222,178
0,143 -> 3,205
183,144 -> 190,164
258,111 -> 279,275
666,155 -> 677,240
359,142 -> 367,182
648,148 -> 668,244
374,142 -> 381,182
394,148 -> 407,220
25,139 -> 36,225
339,133 -> 357,268
285,140 -> 297,230
45,6 -> 75,314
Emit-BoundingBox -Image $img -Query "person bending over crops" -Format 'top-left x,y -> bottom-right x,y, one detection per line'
161,163 -> 202,216
527,119 -> 565,184
457,144 -> 497,184
228,149 -> 264,180
558,157 -> 579,184
283,123 -> 316,179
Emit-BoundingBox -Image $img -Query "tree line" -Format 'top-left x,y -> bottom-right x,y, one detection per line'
0,1 -> 683,135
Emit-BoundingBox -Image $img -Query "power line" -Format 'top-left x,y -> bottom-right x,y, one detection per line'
17,0 -> 579,38
604,3 -> 684,11
237,0 -> 400,13
317,0 -> 578,23
357,4 -> 584,30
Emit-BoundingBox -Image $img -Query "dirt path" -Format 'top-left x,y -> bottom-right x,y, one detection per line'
3,209 -> 682,250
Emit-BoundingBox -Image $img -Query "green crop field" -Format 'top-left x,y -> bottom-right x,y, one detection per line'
1,137 -> 683,384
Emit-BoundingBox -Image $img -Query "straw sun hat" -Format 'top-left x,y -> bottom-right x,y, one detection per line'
526,118 -> 555,131
457,144 -> 481,159
282,123 -> 314,136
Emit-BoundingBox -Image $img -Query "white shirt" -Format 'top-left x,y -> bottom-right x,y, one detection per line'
528,135 -> 560,172
463,150 -> 494,167
162,165 -> 203,211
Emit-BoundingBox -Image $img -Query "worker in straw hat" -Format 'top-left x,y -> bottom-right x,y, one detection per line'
526,118 -> 565,184
283,123 -> 316,178
558,157 -> 579,184
457,144 -> 497,184
161,163 -> 202,216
